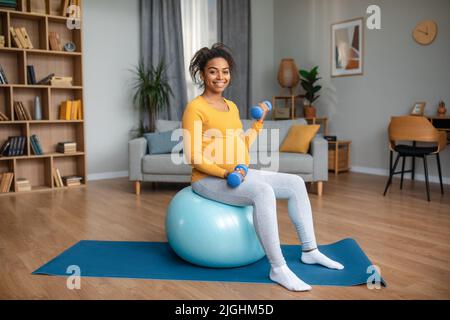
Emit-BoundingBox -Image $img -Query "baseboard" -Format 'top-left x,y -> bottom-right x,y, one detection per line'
87,171 -> 129,181
350,166 -> 450,185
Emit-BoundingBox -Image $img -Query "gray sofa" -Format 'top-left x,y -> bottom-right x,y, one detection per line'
129,118 -> 328,195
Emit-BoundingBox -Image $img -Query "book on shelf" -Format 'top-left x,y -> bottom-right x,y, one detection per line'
63,0 -> 81,18
0,111 -> 9,121
62,175 -> 82,187
30,134 -> 43,155
49,32 -> 62,51
14,27 -> 29,49
59,100 -> 82,120
37,73 -> 55,85
0,65 -> 8,84
30,135 -> 40,155
50,76 -> 73,87
61,0 -> 70,17
56,141 -> 77,154
13,101 -> 32,121
9,27 -> 22,49
0,139 -> 10,156
27,65 -> 37,85
0,0 -> 17,9
20,27 -> 33,49
0,172 -> 14,193
53,168 -> 64,188
16,178 -> 31,192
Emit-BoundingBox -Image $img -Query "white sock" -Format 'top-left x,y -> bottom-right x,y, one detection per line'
301,249 -> 344,270
269,264 -> 312,292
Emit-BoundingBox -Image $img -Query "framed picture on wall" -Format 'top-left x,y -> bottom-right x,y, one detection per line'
411,102 -> 426,116
331,18 -> 364,77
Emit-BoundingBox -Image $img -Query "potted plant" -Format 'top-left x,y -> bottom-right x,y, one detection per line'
131,59 -> 173,135
299,66 -> 321,118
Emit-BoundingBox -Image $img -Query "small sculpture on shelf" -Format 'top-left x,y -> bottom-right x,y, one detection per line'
34,96 -> 42,120
437,100 -> 446,117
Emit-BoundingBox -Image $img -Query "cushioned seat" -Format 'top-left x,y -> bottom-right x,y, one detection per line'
248,152 -> 313,173
394,144 -> 438,156
143,154 -> 192,175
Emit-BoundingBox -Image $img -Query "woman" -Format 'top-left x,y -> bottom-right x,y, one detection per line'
182,43 -> 343,292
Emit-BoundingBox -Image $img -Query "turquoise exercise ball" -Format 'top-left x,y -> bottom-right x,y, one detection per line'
166,186 -> 265,268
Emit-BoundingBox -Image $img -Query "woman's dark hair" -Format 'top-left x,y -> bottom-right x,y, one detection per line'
189,43 -> 235,86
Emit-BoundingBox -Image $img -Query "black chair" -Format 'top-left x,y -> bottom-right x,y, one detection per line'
383,116 -> 446,201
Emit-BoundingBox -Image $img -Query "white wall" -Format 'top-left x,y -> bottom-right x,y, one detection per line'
269,0 -> 450,183
83,0 -> 140,179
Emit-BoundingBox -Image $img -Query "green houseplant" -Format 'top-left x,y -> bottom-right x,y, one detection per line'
299,66 -> 321,118
131,59 -> 173,135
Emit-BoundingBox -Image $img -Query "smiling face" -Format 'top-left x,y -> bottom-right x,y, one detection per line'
200,57 -> 231,95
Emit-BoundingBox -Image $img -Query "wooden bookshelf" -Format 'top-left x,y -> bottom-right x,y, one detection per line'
0,0 -> 85,195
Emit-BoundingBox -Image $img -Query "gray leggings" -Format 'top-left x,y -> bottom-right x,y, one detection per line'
191,169 -> 318,268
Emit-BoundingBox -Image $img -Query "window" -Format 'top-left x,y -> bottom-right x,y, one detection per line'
181,0 -> 218,101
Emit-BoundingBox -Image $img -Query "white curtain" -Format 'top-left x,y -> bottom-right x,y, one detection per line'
181,0 -> 218,102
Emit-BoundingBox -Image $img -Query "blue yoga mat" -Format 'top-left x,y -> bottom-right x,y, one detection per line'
32,238 -> 386,287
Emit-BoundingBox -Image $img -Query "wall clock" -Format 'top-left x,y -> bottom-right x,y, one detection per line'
412,20 -> 438,45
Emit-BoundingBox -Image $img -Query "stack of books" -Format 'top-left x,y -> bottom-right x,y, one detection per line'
30,134 -> 44,155
53,168 -> 64,188
50,76 -> 73,87
0,172 -> 14,193
0,36 -> 4,48
10,27 -> 33,49
59,100 -> 83,120
56,141 -> 77,154
62,176 -> 82,187
16,178 -> 31,192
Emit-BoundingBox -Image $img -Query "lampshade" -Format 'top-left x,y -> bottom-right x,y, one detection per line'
277,58 -> 300,89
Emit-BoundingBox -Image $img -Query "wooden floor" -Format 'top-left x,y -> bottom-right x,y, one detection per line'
0,172 -> 449,300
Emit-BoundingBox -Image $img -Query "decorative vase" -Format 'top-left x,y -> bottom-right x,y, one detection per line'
437,101 -> 446,117
303,105 -> 316,118
277,58 -> 300,89
34,96 -> 42,120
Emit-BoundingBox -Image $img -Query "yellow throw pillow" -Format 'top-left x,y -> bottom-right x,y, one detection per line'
280,124 -> 320,153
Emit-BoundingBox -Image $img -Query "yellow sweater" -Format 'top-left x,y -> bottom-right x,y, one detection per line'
182,95 -> 263,183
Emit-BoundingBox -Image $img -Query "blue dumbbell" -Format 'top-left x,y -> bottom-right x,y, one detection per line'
250,100 -> 272,120
227,164 -> 249,188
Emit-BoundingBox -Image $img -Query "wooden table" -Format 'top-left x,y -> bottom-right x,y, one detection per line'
328,140 -> 351,175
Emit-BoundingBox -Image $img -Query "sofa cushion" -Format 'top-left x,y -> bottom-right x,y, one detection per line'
143,130 -> 182,155
280,124 -> 320,154
241,118 -> 308,152
156,119 -> 181,133
142,154 -> 192,175
248,152 -> 313,173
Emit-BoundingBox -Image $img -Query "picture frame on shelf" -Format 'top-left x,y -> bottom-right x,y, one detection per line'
331,17 -> 364,77
411,102 -> 426,116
